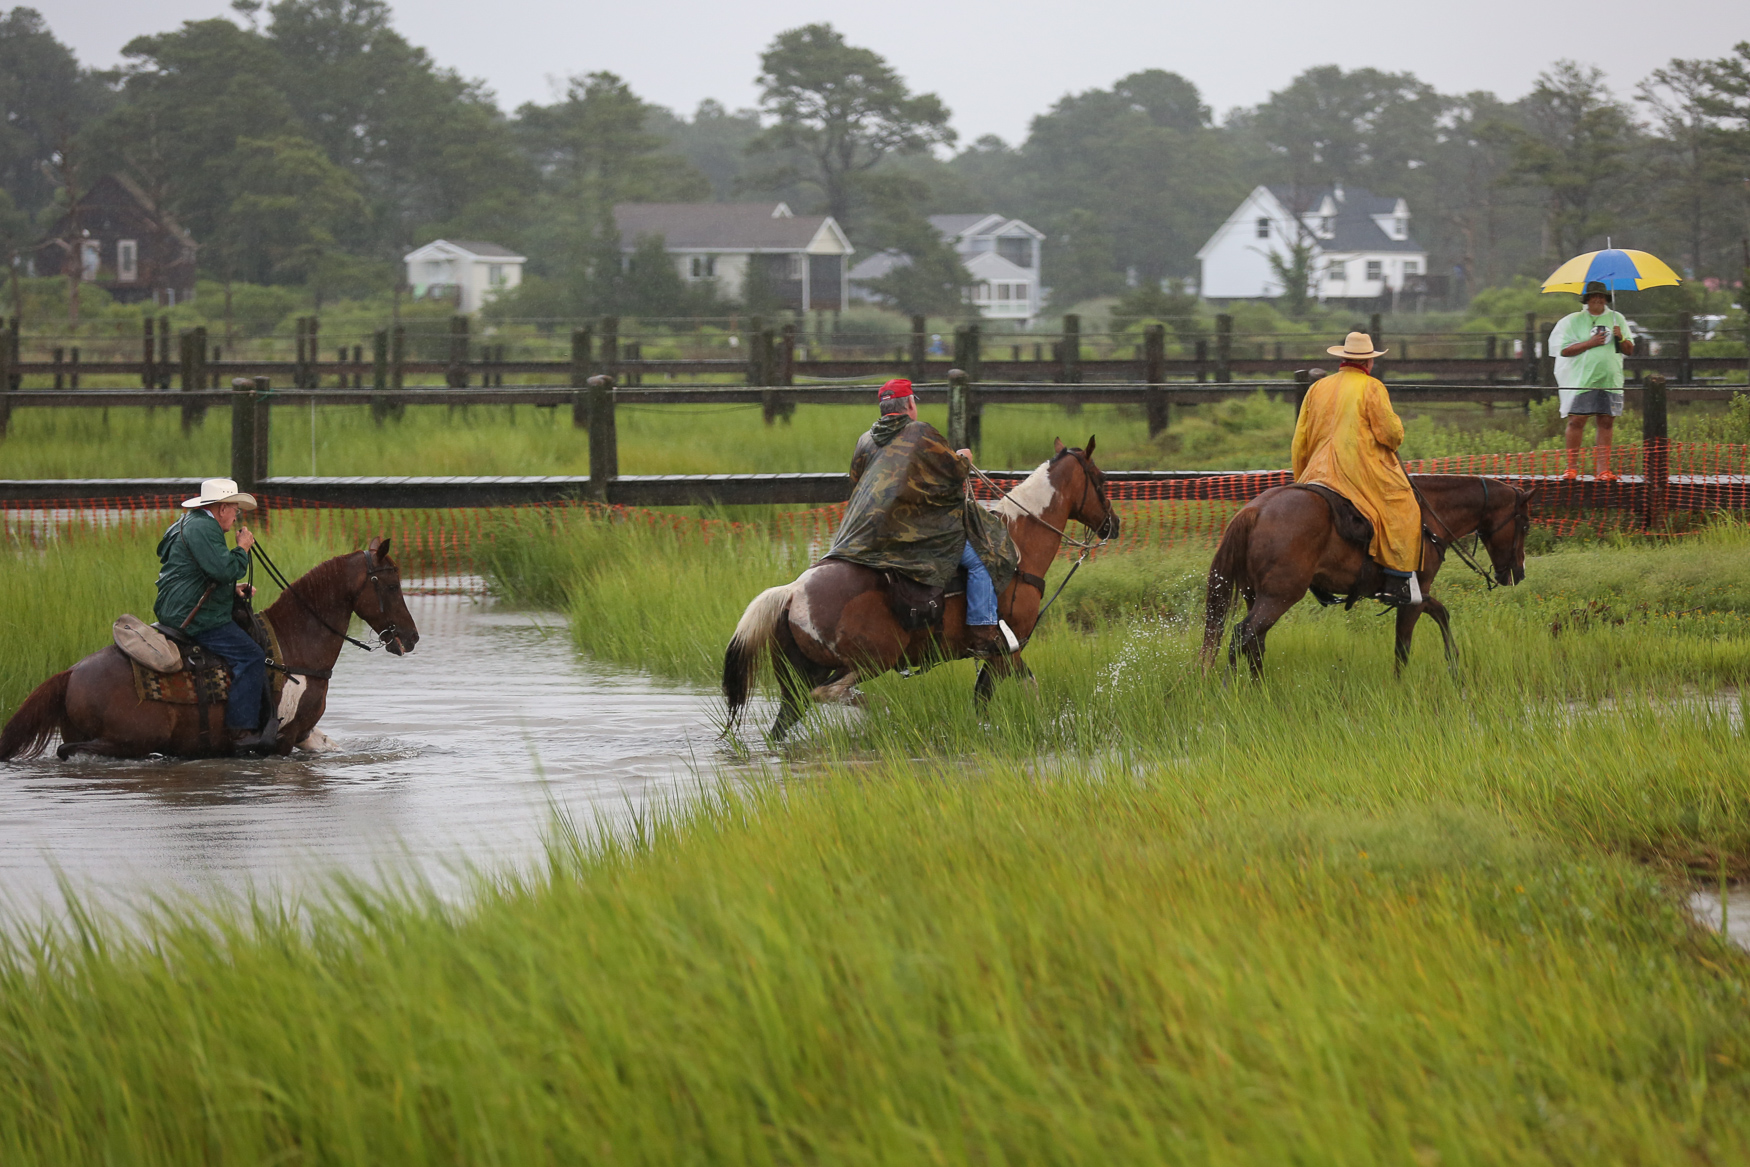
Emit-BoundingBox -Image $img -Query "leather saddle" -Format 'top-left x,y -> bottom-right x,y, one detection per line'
882,566 -> 968,631
1289,482 -> 1387,609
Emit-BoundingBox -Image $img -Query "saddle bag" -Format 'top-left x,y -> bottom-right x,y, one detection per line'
883,572 -> 947,631
113,614 -> 182,673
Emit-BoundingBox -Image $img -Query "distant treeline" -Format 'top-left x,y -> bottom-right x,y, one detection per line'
0,3 -> 1747,315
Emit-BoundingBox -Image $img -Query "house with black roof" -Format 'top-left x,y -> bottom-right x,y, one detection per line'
612,202 -> 852,311
35,174 -> 198,306
1196,184 -> 1428,307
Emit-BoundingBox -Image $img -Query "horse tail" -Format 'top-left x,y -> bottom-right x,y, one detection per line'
1201,507 -> 1258,670
0,669 -> 71,762
722,583 -> 795,724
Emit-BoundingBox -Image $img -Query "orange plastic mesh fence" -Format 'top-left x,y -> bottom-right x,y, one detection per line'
5,442 -> 1747,592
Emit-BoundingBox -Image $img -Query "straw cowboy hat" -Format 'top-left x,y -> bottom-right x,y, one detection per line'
181,477 -> 258,510
1326,331 -> 1388,359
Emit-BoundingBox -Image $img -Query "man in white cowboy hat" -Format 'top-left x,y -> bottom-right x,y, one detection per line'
1290,332 -> 1423,606
1551,279 -> 1635,481
153,478 -> 275,750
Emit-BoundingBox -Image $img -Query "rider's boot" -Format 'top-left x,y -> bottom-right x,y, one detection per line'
232,713 -> 280,754
1372,568 -> 1423,608
966,621 -> 1022,660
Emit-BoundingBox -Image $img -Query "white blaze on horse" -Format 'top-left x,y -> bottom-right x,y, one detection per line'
723,439 -> 1119,739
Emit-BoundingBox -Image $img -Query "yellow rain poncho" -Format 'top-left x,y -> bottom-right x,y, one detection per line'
1290,365 -> 1422,572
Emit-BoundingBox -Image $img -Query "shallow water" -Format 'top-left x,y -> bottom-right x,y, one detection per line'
1688,888 -> 1750,953
0,595 -> 760,919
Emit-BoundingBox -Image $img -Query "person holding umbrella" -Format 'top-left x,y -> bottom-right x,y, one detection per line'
1551,281 -> 1634,480
1542,247 -> 1681,482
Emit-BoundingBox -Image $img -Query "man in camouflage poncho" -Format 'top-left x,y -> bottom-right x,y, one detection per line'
823,378 -> 1020,657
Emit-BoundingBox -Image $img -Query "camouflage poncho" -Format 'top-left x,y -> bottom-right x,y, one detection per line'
823,415 -> 1019,591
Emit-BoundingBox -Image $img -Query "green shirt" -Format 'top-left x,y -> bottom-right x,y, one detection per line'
1552,308 -> 1629,391
153,510 -> 251,634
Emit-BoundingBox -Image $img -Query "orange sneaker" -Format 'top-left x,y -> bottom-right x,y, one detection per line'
1597,470 -> 1620,483
1561,467 -> 1579,481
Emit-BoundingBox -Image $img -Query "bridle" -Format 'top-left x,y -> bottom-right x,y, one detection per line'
253,543 -> 405,653
968,447 -> 1117,620
1410,474 -> 1527,592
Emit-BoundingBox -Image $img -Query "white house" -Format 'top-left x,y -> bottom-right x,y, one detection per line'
612,202 -> 852,310
848,213 -> 1045,320
403,239 -> 525,313
1196,185 -> 1426,305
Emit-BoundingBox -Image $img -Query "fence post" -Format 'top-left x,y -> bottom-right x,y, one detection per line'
570,327 -> 593,429
141,317 -> 154,388
1537,320 -> 1557,391
1292,367 -> 1315,420
250,376 -> 271,485
946,367 -> 969,452
600,317 -> 620,387
1142,323 -> 1168,437
1369,312 -> 1384,360
780,322 -> 796,385
1678,314 -> 1693,385
447,315 -> 469,388
1059,313 -> 1081,383
1522,312 -> 1538,385
0,324 -> 10,436
52,346 -> 63,390
230,377 -> 259,491
587,374 -> 617,502
390,324 -> 406,389
371,330 -> 388,390
1215,314 -> 1233,384
909,314 -> 927,381
1642,372 -> 1668,529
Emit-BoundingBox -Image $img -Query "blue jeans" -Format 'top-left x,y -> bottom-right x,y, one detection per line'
192,621 -> 267,729
960,543 -> 998,626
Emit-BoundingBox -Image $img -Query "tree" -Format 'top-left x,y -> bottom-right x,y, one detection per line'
0,187 -> 31,318
0,8 -> 109,217
751,23 -> 954,230
850,176 -> 973,318
1492,62 -> 1635,260
224,135 -> 367,299
1252,66 -> 1445,193
1637,59 -> 1732,279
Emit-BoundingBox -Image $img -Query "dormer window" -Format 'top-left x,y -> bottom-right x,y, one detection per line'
1396,217 -> 1407,238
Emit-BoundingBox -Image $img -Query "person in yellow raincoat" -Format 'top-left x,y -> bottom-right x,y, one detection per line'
1291,332 -> 1423,606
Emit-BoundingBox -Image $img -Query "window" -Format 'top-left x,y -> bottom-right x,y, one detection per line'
689,255 -> 716,279
1255,218 -> 1270,239
1402,259 -> 1420,275
1325,260 -> 1346,283
974,283 -> 991,302
1396,217 -> 1407,237
487,263 -> 506,286
786,254 -> 805,280
1365,260 -> 1383,281
996,237 -> 1032,268
116,239 -> 138,282
80,240 -> 100,281
995,283 -> 1012,301
1012,282 -> 1029,305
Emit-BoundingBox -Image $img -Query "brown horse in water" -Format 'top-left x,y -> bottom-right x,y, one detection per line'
724,439 -> 1120,739
0,538 -> 419,761
1201,475 -> 1535,676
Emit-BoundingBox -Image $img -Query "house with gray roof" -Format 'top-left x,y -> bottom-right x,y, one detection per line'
1196,184 -> 1427,306
612,202 -> 852,311
848,213 -> 1045,320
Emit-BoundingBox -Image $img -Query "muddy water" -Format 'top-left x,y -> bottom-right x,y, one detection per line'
0,595 -> 761,918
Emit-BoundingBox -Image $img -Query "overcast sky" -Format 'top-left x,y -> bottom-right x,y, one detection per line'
31,0 -> 1743,143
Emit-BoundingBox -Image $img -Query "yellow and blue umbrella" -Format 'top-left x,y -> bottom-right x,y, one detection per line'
1542,248 -> 1681,294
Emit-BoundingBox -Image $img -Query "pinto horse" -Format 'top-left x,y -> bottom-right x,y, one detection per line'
1201,475 -> 1534,676
0,538 -> 419,761
724,439 -> 1120,739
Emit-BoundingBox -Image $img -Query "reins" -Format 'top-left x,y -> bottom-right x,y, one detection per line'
1404,469 -> 1509,592
251,540 -> 387,653
966,452 -> 1113,623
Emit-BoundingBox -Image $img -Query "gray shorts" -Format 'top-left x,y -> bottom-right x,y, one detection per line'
1561,389 -> 1624,417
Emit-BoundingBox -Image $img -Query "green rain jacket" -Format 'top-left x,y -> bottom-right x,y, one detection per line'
153,510 -> 251,635
824,414 -> 1019,592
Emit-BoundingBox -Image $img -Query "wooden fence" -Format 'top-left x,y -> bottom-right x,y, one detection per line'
3,311 -> 1746,392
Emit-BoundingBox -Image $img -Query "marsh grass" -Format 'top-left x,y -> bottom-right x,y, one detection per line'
7,516 -> 1750,1160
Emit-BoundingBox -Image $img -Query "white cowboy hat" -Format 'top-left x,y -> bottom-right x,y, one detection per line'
1326,331 -> 1388,359
180,477 -> 258,510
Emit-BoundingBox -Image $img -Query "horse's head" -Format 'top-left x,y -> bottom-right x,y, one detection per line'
1483,484 -> 1535,586
1051,436 -> 1120,541
352,537 -> 420,655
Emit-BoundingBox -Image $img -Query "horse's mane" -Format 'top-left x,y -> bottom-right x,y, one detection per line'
265,550 -> 362,618
991,460 -> 1058,521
